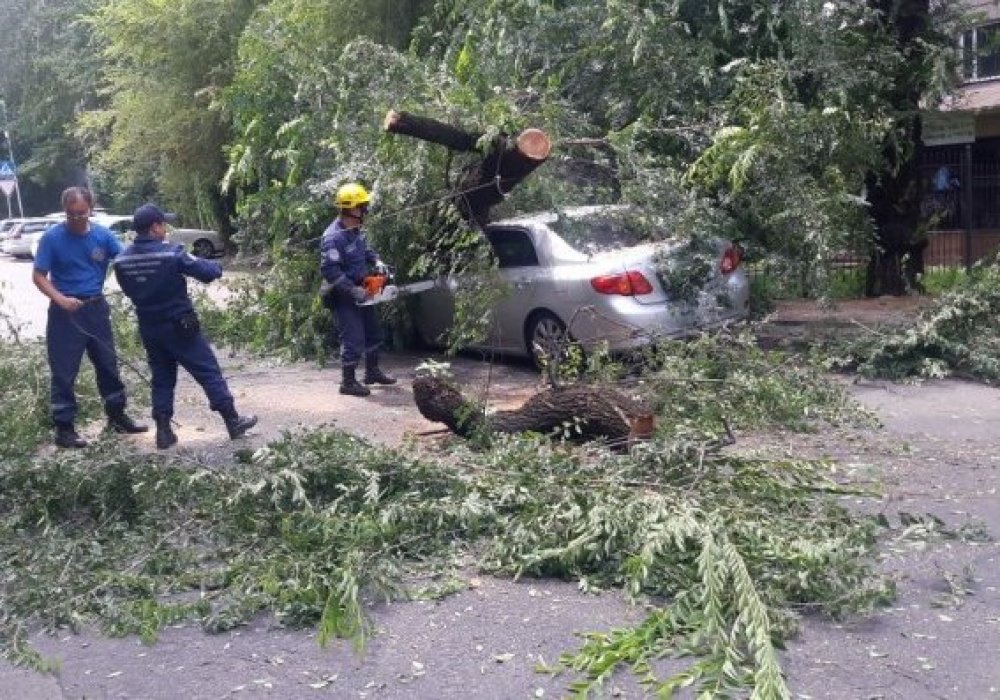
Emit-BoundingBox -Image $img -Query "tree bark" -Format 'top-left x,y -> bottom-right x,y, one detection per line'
864,0 -> 931,296
412,375 -> 654,447
384,110 -> 480,152
384,110 -> 551,226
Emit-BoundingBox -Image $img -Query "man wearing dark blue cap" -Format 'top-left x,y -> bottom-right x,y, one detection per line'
114,203 -> 257,449
32,186 -> 147,448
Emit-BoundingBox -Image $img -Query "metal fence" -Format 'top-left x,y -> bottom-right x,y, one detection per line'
922,143 -> 1000,269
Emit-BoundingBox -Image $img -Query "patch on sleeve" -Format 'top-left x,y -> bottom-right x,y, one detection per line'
326,248 -> 341,262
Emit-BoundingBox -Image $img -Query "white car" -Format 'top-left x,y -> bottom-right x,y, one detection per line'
3,218 -> 55,258
0,217 -> 27,239
414,206 -> 750,363
167,228 -> 224,258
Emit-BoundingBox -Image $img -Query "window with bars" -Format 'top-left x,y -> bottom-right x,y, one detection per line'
961,23 -> 1000,81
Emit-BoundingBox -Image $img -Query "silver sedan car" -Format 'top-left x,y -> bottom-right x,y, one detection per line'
414,206 -> 750,362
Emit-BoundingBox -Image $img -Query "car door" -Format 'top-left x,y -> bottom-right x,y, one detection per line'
483,226 -> 543,353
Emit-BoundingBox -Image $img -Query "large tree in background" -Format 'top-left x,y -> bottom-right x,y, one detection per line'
81,0 -> 263,234
864,0 -> 955,296
82,0 -> 434,235
0,0 -> 99,213
1,0 -> 963,301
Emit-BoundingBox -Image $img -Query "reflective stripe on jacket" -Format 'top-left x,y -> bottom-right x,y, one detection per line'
114,236 -> 221,322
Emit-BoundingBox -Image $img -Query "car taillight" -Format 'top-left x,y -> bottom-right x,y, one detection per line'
590,270 -> 654,296
720,246 -> 741,274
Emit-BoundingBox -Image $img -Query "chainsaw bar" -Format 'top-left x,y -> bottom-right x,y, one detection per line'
357,279 -> 436,306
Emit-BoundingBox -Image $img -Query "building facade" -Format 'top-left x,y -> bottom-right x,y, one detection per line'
923,0 -> 1000,266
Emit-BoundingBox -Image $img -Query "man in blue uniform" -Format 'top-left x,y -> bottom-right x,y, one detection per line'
32,187 -> 147,448
114,204 -> 257,449
320,182 -> 396,397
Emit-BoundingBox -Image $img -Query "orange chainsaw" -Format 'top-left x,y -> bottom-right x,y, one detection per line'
357,268 -> 435,306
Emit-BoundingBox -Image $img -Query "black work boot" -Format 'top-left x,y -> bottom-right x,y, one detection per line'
54,423 -> 88,449
155,416 -> 178,450
340,366 -> 371,396
363,359 -> 397,386
219,405 -> 258,439
107,410 -> 149,434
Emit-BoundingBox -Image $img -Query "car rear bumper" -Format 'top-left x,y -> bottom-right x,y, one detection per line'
565,274 -> 750,352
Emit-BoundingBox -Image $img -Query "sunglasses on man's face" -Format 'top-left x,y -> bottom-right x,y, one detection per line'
65,211 -> 90,221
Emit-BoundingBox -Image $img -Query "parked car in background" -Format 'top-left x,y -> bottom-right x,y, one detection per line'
167,227 -> 224,258
29,213 -> 134,259
414,206 -> 750,365
0,217 -> 27,239
2,218 -> 55,258
27,214 -> 224,259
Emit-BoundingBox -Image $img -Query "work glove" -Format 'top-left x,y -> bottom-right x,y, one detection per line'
373,260 -> 389,275
349,285 -> 369,303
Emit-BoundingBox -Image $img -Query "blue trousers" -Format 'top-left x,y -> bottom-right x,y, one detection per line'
326,293 -> 383,368
139,319 -> 233,420
46,297 -> 127,425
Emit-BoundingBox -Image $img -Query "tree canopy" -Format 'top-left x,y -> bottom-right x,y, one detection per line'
0,0 -> 966,298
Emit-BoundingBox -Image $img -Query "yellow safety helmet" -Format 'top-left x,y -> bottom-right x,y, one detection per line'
334,182 -> 372,210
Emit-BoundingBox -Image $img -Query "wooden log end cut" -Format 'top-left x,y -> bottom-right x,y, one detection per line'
516,128 -> 552,161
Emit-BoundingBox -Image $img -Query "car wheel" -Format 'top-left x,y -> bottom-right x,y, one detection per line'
192,239 -> 215,258
525,310 -> 579,371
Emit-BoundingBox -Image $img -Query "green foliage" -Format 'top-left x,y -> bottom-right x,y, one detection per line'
80,0 -> 261,228
636,330 -> 876,437
748,260 -> 867,304
825,258 -> 1000,382
0,424 -> 891,696
0,335 -> 54,460
197,255 -> 336,361
0,290 -> 147,460
918,266 -> 968,295
0,326 -> 895,696
0,0 -> 96,212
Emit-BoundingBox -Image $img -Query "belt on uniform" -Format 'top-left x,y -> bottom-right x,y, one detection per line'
66,294 -> 104,302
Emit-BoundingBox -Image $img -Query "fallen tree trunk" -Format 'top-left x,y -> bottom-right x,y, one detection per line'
384,110 -> 479,152
412,375 -> 654,446
384,110 -> 552,226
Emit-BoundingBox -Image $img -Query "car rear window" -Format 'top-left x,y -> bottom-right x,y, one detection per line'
549,211 -> 663,255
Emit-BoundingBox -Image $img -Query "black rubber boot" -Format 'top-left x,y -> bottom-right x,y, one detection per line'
107,410 -> 148,434
340,366 -> 371,396
220,405 -> 258,439
155,416 -> 178,450
363,359 -> 397,386
55,423 -> 88,449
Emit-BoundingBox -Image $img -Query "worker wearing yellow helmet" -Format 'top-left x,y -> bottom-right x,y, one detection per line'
319,182 -> 396,396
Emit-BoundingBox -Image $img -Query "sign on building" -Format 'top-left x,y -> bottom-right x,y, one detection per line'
922,111 -> 976,146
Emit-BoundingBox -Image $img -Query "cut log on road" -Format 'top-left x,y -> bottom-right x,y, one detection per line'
384,110 -> 552,226
412,375 -> 654,446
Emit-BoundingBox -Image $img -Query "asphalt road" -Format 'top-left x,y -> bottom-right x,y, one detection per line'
0,254 -> 49,338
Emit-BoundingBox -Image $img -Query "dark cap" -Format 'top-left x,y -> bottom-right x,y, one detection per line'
132,203 -> 175,232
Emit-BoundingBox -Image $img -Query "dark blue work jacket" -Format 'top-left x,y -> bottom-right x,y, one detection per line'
320,219 -> 378,293
114,236 -> 222,323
